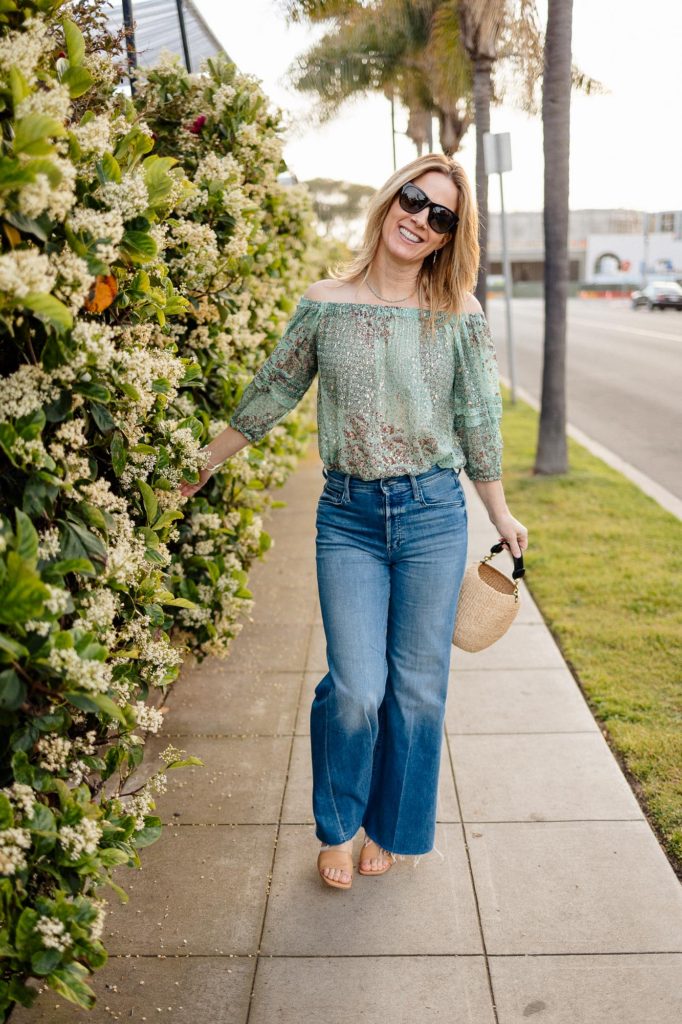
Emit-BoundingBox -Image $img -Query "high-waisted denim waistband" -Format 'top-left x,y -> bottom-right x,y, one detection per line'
322,462 -> 461,492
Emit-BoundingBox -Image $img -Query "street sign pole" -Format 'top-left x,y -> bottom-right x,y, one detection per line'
483,132 -> 517,404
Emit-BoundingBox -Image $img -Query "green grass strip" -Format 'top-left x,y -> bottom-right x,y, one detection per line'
499,384 -> 682,872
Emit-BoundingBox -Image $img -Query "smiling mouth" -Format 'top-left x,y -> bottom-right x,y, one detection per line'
398,225 -> 424,243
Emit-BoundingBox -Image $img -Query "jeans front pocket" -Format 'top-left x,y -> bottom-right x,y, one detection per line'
318,480 -> 345,505
418,468 -> 465,508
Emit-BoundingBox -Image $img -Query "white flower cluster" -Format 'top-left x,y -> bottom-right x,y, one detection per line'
212,82 -> 237,117
35,914 -> 73,952
72,114 -> 112,158
35,734 -> 72,772
0,828 -> 31,876
132,701 -> 164,733
194,152 -> 241,188
37,526 -> 60,561
99,170 -> 149,221
20,156 -> 78,221
16,81 -> 71,122
1,781 -> 37,819
68,207 -> 125,264
71,321 -> 118,370
166,219 -> 220,290
0,249 -> 56,298
47,647 -> 113,695
0,17 -> 50,87
59,817 -> 103,860
54,249 -> 95,314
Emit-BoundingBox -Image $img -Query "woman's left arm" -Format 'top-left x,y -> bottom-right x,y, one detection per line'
471,479 -> 528,559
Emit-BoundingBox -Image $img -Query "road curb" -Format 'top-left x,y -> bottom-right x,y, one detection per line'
500,376 -> 682,521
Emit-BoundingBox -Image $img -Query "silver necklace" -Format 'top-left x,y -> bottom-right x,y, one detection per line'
364,273 -> 417,305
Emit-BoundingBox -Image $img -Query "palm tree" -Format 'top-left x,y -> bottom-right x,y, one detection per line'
283,1 -> 473,156
534,0 -> 572,474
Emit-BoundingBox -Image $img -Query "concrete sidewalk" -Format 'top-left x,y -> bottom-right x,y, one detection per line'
17,443 -> 682,1023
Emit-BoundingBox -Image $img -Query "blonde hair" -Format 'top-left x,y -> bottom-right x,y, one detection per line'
330,153 -> 479,330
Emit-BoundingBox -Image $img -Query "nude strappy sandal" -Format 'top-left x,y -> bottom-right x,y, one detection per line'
317,844 -> 353,889
357,835 -> 397,876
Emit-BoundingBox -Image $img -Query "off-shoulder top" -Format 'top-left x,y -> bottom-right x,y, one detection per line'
228,297 -> 503,482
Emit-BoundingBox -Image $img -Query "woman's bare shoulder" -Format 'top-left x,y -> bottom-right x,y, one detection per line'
303,279 -> 359,302
461,291 -> 483,314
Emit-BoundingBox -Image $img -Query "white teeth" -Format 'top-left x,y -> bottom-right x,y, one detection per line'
399,226 -> 421,242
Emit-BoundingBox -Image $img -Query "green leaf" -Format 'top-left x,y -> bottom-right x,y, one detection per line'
58,519 -> 107,570
9,67 -> 29,107
98,847 -> 130,867
90,402 -> 115,434
137,479 -> 158,525
46,962 -> 96,1010
143,155 -> 178,206
0,793 -> 13,829
96,151 -> 121,184
0,552 -> 48,624
14,509 -> 38,560
31,948 -> 62,976
111,432 -> 127,477
20,293 -> 73,331
0,633 -> 29,662
63,691 -> 127,725
48,557 -> 94,578
61,64 -> 94,99
120,230 -> 157,264
0,669 -> 26,710
16,407 -> 45,441
131,816 -> 162,848
62,18 -> 85,65
13,115 -> 65,156
153,509 -> 183,531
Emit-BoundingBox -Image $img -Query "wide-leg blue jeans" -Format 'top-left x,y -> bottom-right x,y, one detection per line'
311,462 -> 469,856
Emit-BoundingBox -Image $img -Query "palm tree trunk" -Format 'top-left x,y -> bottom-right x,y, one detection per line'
535,0 -> 573,474
473,56 -> 492,313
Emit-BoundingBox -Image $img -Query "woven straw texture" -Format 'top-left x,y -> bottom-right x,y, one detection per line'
452,561 -> 520,652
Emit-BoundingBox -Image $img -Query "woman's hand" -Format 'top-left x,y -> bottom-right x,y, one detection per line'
489,511 -> 528,559
179,465 -> 214,499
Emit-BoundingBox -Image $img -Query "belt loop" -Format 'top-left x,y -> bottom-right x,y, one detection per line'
409,472 -> 420,500
343,473 -> 351,503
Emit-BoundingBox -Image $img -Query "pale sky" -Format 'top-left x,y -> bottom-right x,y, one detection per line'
195,0 -> 682,214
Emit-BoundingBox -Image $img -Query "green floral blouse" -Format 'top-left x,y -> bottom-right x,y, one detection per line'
228,298 -> 503,482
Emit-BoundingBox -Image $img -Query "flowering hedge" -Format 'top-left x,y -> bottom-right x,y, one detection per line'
0,1 -> 320,1016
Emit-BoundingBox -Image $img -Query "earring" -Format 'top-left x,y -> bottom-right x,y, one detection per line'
432,248 -> 439,266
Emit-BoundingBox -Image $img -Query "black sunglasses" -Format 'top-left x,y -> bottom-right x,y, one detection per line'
398,181 -> 459,235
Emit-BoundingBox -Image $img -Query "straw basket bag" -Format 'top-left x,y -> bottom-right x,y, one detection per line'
452,541 -> 526,652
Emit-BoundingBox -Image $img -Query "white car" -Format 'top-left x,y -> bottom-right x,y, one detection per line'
631,281 -> 682,310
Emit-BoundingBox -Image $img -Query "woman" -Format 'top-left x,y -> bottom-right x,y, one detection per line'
180,153 -> 528,891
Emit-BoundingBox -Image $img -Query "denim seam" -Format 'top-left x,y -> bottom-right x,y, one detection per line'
387,696 -> 415,851
322,694 -> 346,840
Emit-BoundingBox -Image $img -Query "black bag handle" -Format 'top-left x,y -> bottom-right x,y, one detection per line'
489,540 -> 525,580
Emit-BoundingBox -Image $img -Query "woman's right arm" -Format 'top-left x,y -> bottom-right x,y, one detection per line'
179,296 -> 322,498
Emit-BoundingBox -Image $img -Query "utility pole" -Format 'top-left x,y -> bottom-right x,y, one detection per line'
121,0 -> 137,93
483,131 -> 517,404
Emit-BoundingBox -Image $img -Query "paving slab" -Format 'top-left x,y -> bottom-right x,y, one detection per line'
100,825 -> 276,955
137,734 -> 291,824
281,733 -> 460,824
260,823 -> 482,956
489,953 -> 682,1024
11,956 -> 255,1024
451,623 -> 567,671
222,619 -> 311,673
450,732 -> 644,821
250,955 -> 496,1023
444,667 -> 598,734
159,667 -> 301,736
465,820 -> 682,954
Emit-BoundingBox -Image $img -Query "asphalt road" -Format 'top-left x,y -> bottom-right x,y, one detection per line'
486,297 -> 682,500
